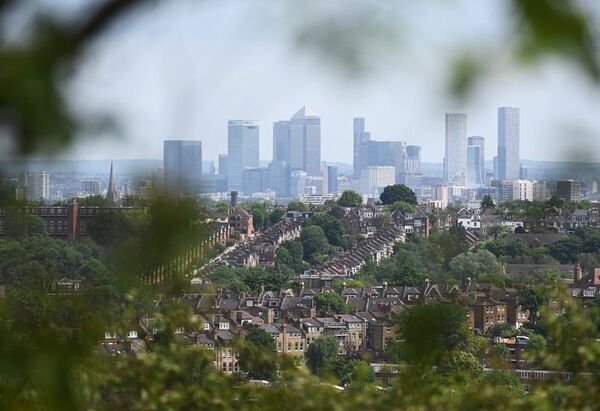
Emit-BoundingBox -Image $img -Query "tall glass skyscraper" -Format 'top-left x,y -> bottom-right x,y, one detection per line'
163,140 -> 202,194
467,145 -> 483,187
467,136 -> 485,187
227,120 -> 259,191
272,106 -> 321,176
497,107 -> 520,180
353,117 -> 371,177
444,113 -> 467,185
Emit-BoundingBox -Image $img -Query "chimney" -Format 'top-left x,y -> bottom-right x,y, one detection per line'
574,263 -> 583,283
425,278 -> 430,290
230,191 -> 238,208
466,277 -> 472,291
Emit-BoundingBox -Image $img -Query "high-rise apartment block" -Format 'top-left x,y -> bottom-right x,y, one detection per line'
163,140 -> 203,194
21,171 -> 50,202
81,180 -> 101,195
497,107 -> 520,180
556,180 -> 581,202
273,107 -> 321,176
444,113 -> 467,185
227,120 -> 259,191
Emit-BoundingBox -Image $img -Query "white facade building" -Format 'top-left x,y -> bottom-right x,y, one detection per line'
444,113 -> 467,185
360,166 -> 395,196
498,107 -> 520,180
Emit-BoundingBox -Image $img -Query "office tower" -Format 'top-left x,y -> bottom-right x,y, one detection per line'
468,136 -> 484,181
273,121 -> 291,163
497,107 -> 520,180
360,166 -> 395,195
556,180 -> 581,202
265,160 -> 290,198
227,120 -> 259,191
106,160 -> 118,203
406,145 -> 421,173
290,170 -> 307,198
466,146 -> 483,188
326,165 -> 338,194
81,180 -> 101,195
519,165 -> 528,179
496,179 -> 534,202
242,167 -> 267,195
353,117 -> 371,177
493,156 -> 499,179
273,107 -> 321,176
218,154 -> 228,179
23,171 -> 50,201
163,140 -> 203,194
444,113 -> 467,185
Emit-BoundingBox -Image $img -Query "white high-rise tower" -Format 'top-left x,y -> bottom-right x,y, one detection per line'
444,113 -> 467,185
497,107 -> 520,180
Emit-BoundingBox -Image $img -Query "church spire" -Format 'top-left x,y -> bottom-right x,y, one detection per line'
106,160 -> 118,204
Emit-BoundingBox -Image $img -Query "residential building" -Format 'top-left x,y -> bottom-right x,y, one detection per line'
497,107 -> 520,180
21,171 -> 50,202
163,140 -> 203,194
81,180 -> 101,195
227,120 -> 259,191
444,113 -> 467,185
556,180 -> 581,202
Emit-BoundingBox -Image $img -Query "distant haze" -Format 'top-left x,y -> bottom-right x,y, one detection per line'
16,0 -> 600,164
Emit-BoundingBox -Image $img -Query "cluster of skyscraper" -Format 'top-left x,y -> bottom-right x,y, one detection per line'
353,118 -> 421,189
444,107 -> 521,188
162,107 -> 426,199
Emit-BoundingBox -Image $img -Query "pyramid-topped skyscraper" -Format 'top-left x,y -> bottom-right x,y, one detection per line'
272,106 -> 321,176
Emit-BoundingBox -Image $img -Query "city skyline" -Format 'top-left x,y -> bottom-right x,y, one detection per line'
40,1 -> 600,165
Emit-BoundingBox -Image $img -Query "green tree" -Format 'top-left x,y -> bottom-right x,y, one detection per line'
78,194 -> 112,207
305,336 -> 340,376
269,207 -> 285,224
314,292 -> 351,316
215,201 -> 229,213
250,203 -> 266,229
4,208 -> 47,239
545,195 -> 565,209
394,303 -> 470,366
300,225 -> 329,262
238,328 -> 277,380
379,184 -> 417,205
287,200 -> 309,212
308,213 -> 346,246
337,190 -> 362,207
480,194 -> 496,210
449,249 -> 503,284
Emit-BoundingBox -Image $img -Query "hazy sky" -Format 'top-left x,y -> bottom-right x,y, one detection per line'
30,0 -> 600,164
